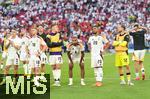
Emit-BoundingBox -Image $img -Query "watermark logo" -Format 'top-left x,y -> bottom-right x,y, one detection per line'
0,74 -> 50,99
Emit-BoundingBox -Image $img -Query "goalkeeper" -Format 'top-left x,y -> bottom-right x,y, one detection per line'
113,24 -> 134,86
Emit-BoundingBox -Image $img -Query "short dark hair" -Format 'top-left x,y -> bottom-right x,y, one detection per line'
120,24 -> 126,30
134,24 -> 139,28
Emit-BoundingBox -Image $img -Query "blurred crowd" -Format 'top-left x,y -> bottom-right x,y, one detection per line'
0,0 -> 150,51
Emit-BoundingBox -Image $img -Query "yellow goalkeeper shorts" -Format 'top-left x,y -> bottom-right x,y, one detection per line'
115,52 -> 129,67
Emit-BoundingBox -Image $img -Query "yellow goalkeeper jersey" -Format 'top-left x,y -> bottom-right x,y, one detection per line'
113,32 -> 129,52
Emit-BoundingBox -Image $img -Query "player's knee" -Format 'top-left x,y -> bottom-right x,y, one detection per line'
14,65 -> 18,70
52,65 -> 56,70
69,64 -> 73,70
5,65 -> 11,71
79,63 -> 84,69
139,61 -> 143,64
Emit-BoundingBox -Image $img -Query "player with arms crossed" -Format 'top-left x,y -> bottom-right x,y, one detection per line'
113,24 -> 134,85
0,30 -> 21,85
67,35 -> 85,86
46,24 -> 63,86
130,24 -> 148,80
88,25 -> 109,87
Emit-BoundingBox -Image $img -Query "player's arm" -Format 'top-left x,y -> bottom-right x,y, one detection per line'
67,44 -> 73,64
5,39 -> 11,49
46,35 -> 54,48
87,37 -> 91,51
139,26 -> 148,33
12,41 -> 21,50
51,41 -> 63,47
40,37 -> 48,52
102,35 -> 110,50
119,35 -> 130,47
46,35 -> 63,48
51,34 -> 63,47
112,36 -> 120,46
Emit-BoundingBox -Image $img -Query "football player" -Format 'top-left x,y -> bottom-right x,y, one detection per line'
28,29 -> 47,86
88,25 -> 109,87
0,29 -> 21,85
37,25 -> 48,79
19,28 -> 30,76
113,24 -> 134,85
67,35 -> 85,86
46,24 -> 63,86
130,24 -> 148,80
0,30 -> 9,69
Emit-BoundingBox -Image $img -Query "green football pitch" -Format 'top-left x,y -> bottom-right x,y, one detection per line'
50,52 -> 150,99
0,52 -> 150,99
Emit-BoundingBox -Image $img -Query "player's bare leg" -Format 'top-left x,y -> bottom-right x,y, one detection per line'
79,63 -> 85,85
41,64 -> 45,74
13,65 -> 18,84
139,61 -> 145,80
33,67 -> 40,87
0,61 -> 4,70
22,61 -> 29,76
126,66 -> 134,85
118,67 -> 126,85
40,64 -> 46,80
68,63 -> 73,85
0,65 -> 11,85
134,61 -> 140,80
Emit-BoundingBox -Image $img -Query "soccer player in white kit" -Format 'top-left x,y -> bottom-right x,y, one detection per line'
0,30 -> 21,85
19,28 -> 30,76
0,30 -> 9,70
37,26 -> 48,79
88,25 -> 109,87
67,35 -> 85,86
28,29 -> 47,86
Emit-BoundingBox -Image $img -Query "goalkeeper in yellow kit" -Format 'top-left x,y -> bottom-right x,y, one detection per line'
113,24 -> 134,85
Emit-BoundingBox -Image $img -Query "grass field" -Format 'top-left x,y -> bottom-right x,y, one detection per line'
0,52 -> 150,99
50,52 -> 150,99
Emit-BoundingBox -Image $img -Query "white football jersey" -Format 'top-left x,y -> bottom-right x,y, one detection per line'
88,35 -> 108,56
28,36 -> 41,56
67,43 -> 84,58
7,36 -> 21,58
20,36 -> 29,53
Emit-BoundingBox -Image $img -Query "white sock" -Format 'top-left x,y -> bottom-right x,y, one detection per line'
97,68 -> 103,82
28,66 -> 31,75
69,78 -> 73,83
56,69 -> 61,81
41,72 -> 45,76
23,64 -> 28,75
141,68 -> 145,75
81,78 -> 84,81
94,68 -> 98,81
94,68 -> 103,82
94,68 -> 101,82
0,64 -> 3,69
81,78 -> 84,83
135,73 -> 139,77
52,70 -> 57,80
